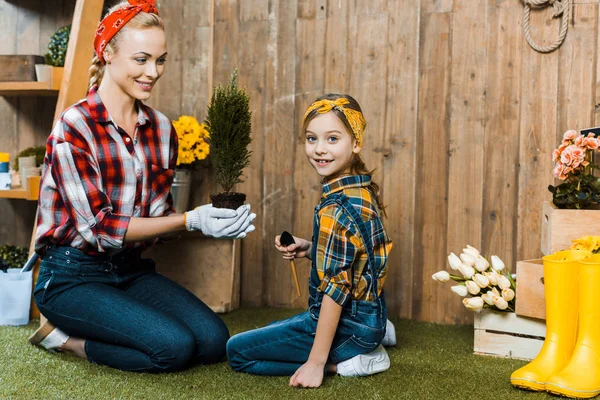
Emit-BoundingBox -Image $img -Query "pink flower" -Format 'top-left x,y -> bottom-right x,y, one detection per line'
575,135 -> 584,146
563,130 -> 577,140
553,162 -> 564,179
552,149 -> 561,162
584,137 -> 600,150
561,145 -> 585,167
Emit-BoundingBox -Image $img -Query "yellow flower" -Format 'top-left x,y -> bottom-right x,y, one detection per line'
570,236 -> 600,253
172,115 -> 211,167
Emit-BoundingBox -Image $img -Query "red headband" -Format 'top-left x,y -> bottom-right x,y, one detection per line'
93,0 -> 159,65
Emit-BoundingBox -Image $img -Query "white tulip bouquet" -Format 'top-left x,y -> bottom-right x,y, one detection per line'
432,245 -> 516,312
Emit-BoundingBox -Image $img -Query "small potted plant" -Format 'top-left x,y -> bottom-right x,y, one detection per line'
205,69 -> 252,209
0,245 -> 32,326
13,146 -> 45,190
35,24 -> 70,90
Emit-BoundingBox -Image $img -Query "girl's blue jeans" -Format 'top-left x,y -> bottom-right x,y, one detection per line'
226,283 -> 387,376
33,246 -> 230,372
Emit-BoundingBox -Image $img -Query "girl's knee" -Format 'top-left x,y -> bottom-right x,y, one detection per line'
226,333 -> 248,371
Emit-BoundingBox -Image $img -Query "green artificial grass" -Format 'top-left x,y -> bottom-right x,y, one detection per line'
0,308 -> 557,400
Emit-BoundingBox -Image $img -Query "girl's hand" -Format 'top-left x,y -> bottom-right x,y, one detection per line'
289,361 -> 325,388
274,235 -> 311,260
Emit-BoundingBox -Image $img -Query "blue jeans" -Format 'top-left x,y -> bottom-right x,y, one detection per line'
34,246 -> 230,372
226,283 -> 386,376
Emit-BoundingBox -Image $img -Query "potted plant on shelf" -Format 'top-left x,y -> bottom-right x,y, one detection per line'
542,129 -> 600,254
205,69 -> 252,209
170,115 -> 211,213
35,24 -> 70,90
13,146 -> 45,190
0,245 -> 32,326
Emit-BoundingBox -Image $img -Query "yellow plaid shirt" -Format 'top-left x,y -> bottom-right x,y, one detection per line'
314,175 -> 393,306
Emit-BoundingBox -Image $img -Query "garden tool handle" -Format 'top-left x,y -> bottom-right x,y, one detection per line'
290,259 -> 301,297
21,253 -> 39,273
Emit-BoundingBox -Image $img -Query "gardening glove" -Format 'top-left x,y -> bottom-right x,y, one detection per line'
185,204 -> 256,239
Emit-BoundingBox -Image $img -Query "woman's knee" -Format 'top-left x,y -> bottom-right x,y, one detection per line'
195,318 -> 230,364
150,324 -> 197,372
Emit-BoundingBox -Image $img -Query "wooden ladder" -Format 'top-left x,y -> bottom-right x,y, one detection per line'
30,0 -> 104,321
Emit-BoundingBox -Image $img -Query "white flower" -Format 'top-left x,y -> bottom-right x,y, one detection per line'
474,256 -> 490,272
497,275 -> 511,290
491,287 -> 500,297
465,280 -> 481,295
458,264 -> 475,279
451,285 -> 468,297
502,288 -> 515,302
481,291 -> 495,305
463,246 -> 480,258
432,271 -> 450,282
473,273 -> 490,288
492,295 -> 508,310
463,297 -> 484,310
491,255 -> 505,272
460,253 -> 476,267
447,252 -> 462,270
483,271 -> 498,286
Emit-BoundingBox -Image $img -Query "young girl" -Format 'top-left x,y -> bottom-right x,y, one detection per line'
226,94 -> 393,388
28,0 -> 255,372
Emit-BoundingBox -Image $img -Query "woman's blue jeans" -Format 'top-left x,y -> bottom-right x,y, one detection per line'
226,283 -> 386,376
33,246 -> 230,372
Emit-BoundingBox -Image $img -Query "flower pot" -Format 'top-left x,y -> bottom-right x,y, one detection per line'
171,169 -> 192,214
34,65 -> 63,90
0,270 -> 33,326
540,201 -> 600,255
210,192 -> 246,210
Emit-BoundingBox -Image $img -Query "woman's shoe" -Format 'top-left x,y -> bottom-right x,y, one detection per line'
28,320 -> 69,352
337,345 -> 390,377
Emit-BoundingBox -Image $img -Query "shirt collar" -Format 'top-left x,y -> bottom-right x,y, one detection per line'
87,85 -> 153,127
321,174 -> 371,198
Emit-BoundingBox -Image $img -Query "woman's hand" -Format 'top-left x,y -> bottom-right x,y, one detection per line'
274,235 -> 311,259
289,361 -> 325,388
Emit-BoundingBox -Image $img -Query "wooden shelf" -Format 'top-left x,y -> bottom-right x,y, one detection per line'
0,176 -> 40,201
0,81 -> 59,96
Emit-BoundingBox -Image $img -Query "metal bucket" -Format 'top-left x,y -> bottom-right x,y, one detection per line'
171,169 -> 192,213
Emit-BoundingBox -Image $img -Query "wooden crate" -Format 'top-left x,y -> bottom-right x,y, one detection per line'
515,259 -> 545,320
0,55 -> 44,81
146,234 -> 241,313
474,309 -> 546,360
541,201 -> 600,255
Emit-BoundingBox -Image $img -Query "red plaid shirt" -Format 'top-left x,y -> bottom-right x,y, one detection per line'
35,86 -> 178,255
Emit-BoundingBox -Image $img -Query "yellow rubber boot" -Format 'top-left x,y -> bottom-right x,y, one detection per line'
545,254 -> 600,398
510,250 -> 589,391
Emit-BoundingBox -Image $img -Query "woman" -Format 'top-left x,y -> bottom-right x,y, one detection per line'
28,0 -> 255,373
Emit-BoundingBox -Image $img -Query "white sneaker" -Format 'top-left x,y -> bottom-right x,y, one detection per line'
337,345 -> 390,377
381,319 -> 397,347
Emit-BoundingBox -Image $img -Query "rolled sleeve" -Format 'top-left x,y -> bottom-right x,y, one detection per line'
315,206 -> 361,306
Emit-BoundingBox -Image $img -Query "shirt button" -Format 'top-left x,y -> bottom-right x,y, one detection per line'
125,137 -> 131,143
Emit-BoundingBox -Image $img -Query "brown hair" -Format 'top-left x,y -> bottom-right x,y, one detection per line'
303,93 -> 387,217
88,3 -> 164,89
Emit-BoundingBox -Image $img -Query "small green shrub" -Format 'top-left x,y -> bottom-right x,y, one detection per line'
0,245 -> 28,272
45,25 -> 71,67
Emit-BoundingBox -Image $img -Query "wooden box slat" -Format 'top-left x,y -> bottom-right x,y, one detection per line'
474,310 -> 546,360
515,259 -> 545,320
541,201 -> 600,255
0,55 -> 45,82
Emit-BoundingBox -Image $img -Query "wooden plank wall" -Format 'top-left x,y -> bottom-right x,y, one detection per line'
0,0 -> 76,247
2,0 -> 599,324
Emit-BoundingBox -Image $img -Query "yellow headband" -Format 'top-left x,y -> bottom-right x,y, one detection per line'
303,98 -> 366,147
